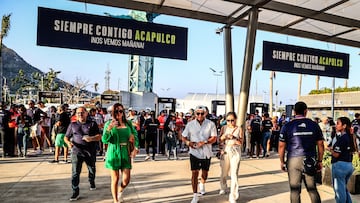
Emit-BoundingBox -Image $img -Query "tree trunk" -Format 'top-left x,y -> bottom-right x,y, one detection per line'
315,75 -> 320,90
298,74 -> 302,100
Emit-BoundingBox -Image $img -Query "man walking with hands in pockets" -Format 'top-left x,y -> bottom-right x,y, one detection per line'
182,105 -> 217,203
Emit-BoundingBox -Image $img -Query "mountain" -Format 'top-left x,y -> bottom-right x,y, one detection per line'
1,45 -> 69,93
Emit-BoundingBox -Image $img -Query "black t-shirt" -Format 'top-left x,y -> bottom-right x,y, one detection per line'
144,117 -> 159,135
16,115 -> 32,128
332,133 -> 353,163
0,109 -> 10,128
262,119 -> 273,132
279,117 -> 324,158
250,118 -> 261,132
56,112 -> 70,133
31,107 -> 46,123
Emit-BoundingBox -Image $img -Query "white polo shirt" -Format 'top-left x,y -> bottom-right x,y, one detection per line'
182,118 -> 217,159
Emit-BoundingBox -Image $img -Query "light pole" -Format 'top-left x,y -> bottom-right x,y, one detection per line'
209,68 -> 223,99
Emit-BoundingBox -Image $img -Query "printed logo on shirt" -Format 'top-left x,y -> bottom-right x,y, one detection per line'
298,123 -> 306,128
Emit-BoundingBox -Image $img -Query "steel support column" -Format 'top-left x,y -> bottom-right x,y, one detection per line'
224,26 -> 234,113
237,7 -> 259,130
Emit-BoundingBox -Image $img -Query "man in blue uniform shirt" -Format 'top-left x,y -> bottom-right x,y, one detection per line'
278,101 -> 324,203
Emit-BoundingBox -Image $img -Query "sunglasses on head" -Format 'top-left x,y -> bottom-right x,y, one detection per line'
196,112 -> 205,116
114,109 -> 124,114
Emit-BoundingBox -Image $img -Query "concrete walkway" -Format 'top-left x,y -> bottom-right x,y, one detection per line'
0,149 -> 359,203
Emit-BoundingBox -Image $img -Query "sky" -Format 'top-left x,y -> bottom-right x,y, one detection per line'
1,0 -> 359,106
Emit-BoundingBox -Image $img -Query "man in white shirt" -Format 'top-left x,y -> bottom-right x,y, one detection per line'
182,105 -> 217,203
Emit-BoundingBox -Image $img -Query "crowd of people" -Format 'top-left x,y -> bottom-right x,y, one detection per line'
2,100 -> 360,203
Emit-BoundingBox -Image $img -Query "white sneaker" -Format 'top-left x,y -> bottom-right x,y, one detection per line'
145,155 -> 150,161
199,182 -> 205,195
118,192 -> 124,203
229,199 -> 236,203
219,190 -> 226,195
191,194 -> 199,203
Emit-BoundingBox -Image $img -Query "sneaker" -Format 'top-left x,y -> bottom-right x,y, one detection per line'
191,194 -> 199,203
229,198 -> 236,203
118,192 -> 124,203
144,155 -> 150,161
59,160 -> 66,164
219,190 -> 226,195
36,149 -> 42,155
266,153 -> 270,157
48,160 -> 59,164
69,191 -> 79,201
199,182 -> 205,195
90,183 -> 96,191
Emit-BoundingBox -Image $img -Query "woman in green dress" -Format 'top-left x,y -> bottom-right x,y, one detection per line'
102,103 -> 139,203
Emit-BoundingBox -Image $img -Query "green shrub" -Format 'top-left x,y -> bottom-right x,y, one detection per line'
322,151 -> 360,173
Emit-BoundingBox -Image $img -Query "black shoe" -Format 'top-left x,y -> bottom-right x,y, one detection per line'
48,160 -> 59,164
70,191 -> 79,201
90,183 -> 96,191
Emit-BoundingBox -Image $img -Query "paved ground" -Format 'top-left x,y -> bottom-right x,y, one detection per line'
1,148 -> 360,203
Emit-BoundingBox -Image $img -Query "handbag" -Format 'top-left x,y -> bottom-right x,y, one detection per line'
216,126 -> 238,160
303,156 -> 317,176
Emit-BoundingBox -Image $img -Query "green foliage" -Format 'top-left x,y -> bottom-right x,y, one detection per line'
322,150 -> 332,168
309,86 -> 360,94
11,68 -> 61,94
1,13 -> 11,39
322,150 -> 360,173
353,153 -> 360,173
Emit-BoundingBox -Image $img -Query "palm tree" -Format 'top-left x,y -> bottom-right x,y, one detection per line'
94,82 -> 99,92
0,13 -> 11,102
255,61 -> 276,117
315,75 -> 320,90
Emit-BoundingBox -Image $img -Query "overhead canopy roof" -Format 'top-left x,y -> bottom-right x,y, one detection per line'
71,0 -> 360,48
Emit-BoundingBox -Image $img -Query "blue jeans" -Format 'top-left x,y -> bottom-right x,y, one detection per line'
71,153 -> 96,192
262,132 -> 271,156
17,130 -> 30,156
332,161 -> 353,203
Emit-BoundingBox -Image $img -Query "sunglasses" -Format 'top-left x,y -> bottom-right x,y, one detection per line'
227,119 -> 235,122
77,112 -> 85,115
114,109 -> 124,114
196,112 -> 205,116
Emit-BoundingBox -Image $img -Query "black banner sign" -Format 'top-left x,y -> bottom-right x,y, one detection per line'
262,41 -> 349,78
101,94 -> 120,101
37,7 -> 188,60
38,91 -> 62,98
